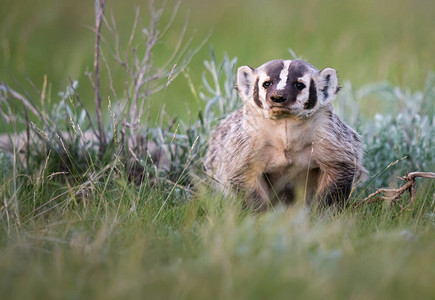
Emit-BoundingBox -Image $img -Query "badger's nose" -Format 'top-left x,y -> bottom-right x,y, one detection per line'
270,95 -> 287,103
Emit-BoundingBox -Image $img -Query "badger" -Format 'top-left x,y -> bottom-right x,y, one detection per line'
204,59 -> 366,210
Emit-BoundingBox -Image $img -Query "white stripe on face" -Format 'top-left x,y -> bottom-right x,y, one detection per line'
276,60 -> 292,90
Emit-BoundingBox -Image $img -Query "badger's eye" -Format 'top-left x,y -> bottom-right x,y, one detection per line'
262,81 -> 272,88
294,82 -> 306,90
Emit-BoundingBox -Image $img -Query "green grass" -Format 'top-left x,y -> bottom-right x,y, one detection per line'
1,175 -> 434,299
1,0 -> 435,299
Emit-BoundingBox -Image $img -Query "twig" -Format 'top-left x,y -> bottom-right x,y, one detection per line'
23,105 -> 30,166
0,82 -> 42,118
0,82 -> 69,154
101,51 -> 118,101
354,171 -> 435,216
132,0 -> 158,123
94,0 -> 107,155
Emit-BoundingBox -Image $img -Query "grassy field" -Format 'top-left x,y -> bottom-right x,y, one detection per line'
1,0 -> 435,299
1,187 -> 435,299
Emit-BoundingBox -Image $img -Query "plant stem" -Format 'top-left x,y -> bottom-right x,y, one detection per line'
94,0 -> 107,156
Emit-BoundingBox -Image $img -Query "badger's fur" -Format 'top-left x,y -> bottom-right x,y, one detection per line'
204,59 -> 366,210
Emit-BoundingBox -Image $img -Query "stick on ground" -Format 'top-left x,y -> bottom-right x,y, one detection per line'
354,172 -> 435,215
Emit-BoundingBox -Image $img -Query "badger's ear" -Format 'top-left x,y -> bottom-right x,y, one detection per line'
317,68 -> 338,105
236,65 -> 255,102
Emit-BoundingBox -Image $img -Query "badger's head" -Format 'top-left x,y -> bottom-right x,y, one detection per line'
236,59 -> 339,119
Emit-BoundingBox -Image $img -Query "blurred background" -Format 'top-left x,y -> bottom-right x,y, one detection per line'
1,0 -> 434,127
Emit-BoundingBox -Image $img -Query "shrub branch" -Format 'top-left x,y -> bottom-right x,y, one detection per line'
94,0 -> 107,155
355,172 -> 435,215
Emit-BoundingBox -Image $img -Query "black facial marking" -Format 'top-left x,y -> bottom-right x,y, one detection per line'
262,60 -> 318,105
286,60 -> 309,87
264,60 -> 285,80
304,79 -> 317,110
253,77 -> 263,108
285,60 -> 312,102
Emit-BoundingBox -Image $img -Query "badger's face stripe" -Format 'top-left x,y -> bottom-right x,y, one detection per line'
253,77 -> 263,108
304,79 -> 317,110
261,60 -> 285,90
279,60 -> 311,103
237,59 -> 339,119
276,60 -> 291,90
285,60 -> 310,88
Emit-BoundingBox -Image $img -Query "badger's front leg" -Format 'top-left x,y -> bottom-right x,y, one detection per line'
206,127 -> 271,210
317,163 -> 357,208
245,176 -> 271,211
227,165 -> 271,211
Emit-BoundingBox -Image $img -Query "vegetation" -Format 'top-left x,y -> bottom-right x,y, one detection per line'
0,0 -> 434,299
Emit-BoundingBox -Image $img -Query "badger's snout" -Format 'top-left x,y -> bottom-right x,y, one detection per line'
269,94 -> 287,103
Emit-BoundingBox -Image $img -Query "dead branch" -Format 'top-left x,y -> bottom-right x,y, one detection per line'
0,82 -> 69,154
94,0 -> 107,155
354,172 -> 435,215
132,0 -> 159,124
0,82 -> 42,119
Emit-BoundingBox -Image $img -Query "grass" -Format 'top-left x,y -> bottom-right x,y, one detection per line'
1,179 -> 434,299
1,0 -> 435,299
